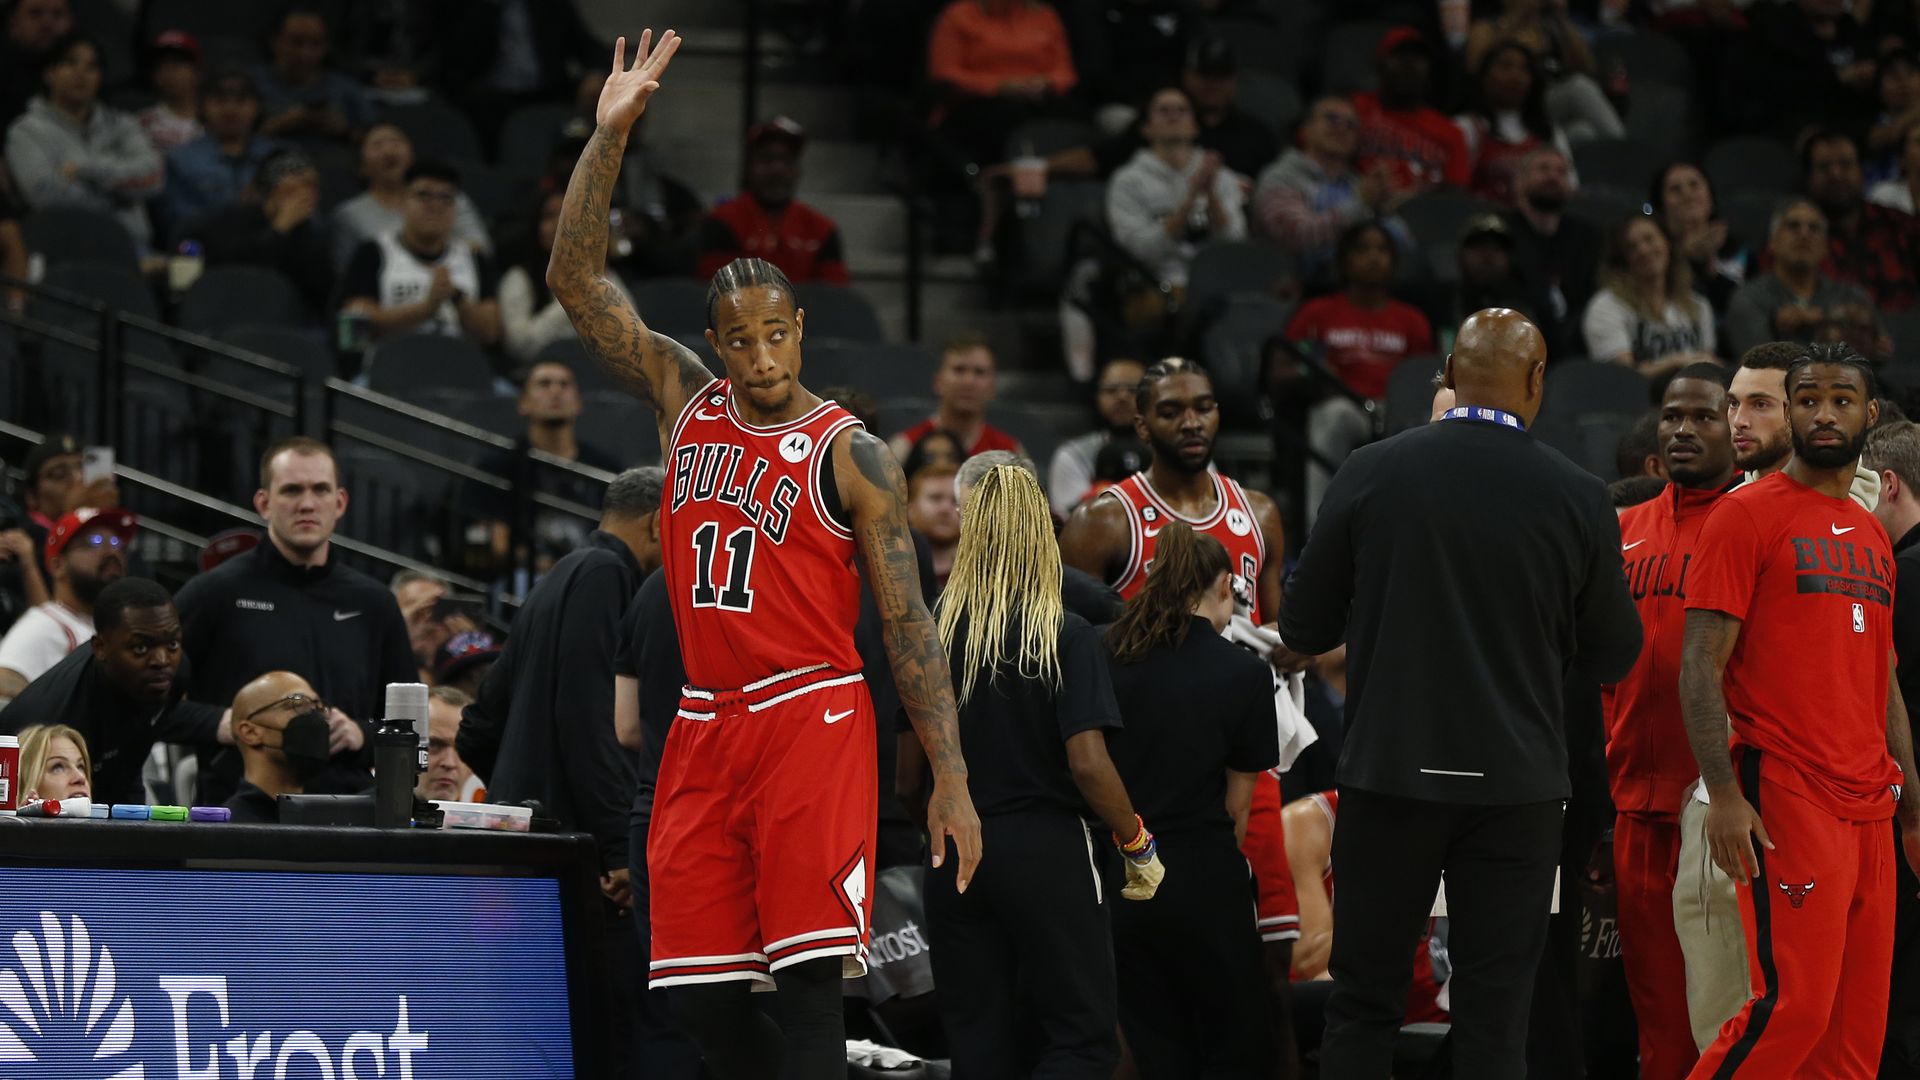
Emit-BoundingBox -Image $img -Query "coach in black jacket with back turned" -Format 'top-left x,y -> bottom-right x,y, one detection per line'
1277,309 -> 1642,1080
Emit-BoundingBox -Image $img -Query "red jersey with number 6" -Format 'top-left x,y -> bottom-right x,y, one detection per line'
663,379 -> 865,688
1101,470 -> 1268,621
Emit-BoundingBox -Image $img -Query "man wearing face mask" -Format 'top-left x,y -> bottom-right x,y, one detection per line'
225,670 -> 332,823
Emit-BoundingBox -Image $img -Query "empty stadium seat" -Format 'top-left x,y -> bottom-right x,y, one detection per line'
1235,72 -> 1304,139
500,103 -> 586,180
627,279 -> 717,342
795,284 -> 885,342
803,340 -> 941,405
1398,191 -> 1496,263
1322,22 -> 1391,94
23,208 -> 139,271
1012,181 -> 1108,294
1185,241 -> 1296,328
363,335 -> 497,396
381,102 -> 485,167
1704,136 -> 1798,201
1571,139 -> 1662,197
1597,31 -> 1695,91
1544,359 -> 1654,415
1201,295 -> 1294,425
220,325 -> 337,384
179,267 -> 308,335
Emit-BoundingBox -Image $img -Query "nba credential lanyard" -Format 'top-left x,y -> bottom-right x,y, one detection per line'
1440,406 -> 1526,432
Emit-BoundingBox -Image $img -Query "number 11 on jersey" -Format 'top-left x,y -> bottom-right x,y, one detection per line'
691,520 -> 757,612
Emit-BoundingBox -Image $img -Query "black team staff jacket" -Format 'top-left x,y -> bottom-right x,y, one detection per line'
1,648 -> 223,805
174,538 -> 416,799
460,530 -> 640,873
1280,418 -> 1642,804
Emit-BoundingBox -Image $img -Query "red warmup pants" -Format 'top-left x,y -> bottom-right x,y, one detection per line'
1615,812 -> 1698,1080
1688,752 -> 1895,1079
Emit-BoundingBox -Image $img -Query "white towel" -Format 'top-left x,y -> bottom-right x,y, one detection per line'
1223,615 -> 1319,773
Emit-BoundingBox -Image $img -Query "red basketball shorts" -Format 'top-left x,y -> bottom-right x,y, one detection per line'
1687,751 -> 1895,1078
1244,771 -> 1300,942
647,666 -> 878,989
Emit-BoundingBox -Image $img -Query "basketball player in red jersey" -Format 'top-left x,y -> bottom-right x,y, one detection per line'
1680,345 -> 1920,1077
1605,363 -> 1738,1080
547,32 -> 982,1080
1058,356 -> 1298,964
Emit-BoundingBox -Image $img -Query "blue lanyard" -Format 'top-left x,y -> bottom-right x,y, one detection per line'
1440,406 -> 1526,432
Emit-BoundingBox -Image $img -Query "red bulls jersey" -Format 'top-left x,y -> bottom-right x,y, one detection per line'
1102,470 -> 1268,621
1604,480 -> 1737,817
664,380 -> 865,689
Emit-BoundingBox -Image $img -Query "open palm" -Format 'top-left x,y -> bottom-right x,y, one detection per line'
598,29 -> 682,131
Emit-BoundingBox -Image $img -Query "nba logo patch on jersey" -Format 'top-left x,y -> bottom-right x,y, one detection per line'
1854,603 -> 1867,633
779,432 -> 814,462
1225,508 -> 1252,536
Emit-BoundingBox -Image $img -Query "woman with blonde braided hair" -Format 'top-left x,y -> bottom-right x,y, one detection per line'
1104,520 -> 1290,1077
923,462 -> 1163,1080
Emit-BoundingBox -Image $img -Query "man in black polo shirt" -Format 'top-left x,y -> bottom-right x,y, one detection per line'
1278,308 -> 1641,1078
174,436 -> 416,802
0,577 -> 228,804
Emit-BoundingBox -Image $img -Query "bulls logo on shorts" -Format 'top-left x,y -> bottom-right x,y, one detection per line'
1226,508 -> 1253,537
779,432 -> 814,462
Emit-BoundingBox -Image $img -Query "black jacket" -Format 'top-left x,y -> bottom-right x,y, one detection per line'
460,530 -> 640,871
0,648 -> 223,805
1892,524 -> 1920,736
1280,416 -> 1641,804
173,539 -> 416,799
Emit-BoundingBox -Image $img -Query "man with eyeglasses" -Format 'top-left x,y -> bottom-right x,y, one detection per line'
336,158 -> 501,357
0,507 -> 134,701
1727,196 -> 1891,360
225,672 -> 331,824
1047,356 -> 1145,517
1,577 -> 230,805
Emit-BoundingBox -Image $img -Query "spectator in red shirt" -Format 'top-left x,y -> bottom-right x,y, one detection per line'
1353,26 -> 1471,192
1791,127 -> 1920,310
891,333 -> 1029,459
925,0 -> 1078,175
1285,221 -> 1434,521
694,117 -> 850,285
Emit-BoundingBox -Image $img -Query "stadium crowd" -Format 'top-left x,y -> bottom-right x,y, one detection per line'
11,0 -> 1920,1076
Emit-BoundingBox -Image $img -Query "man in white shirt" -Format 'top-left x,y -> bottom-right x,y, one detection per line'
0,507 -> 135,701
337,159 -> 502,354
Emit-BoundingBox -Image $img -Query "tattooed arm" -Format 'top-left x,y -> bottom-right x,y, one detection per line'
836,427 -> 984,890
547,31 -> 710,437
1679,609 -> 1773,884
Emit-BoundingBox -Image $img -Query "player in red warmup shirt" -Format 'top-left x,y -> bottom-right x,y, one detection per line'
546,31 -> 982,1080
1679,344 -> 1920,1078
1058,357 -> 1300,963
1604,364 -> 1740,1080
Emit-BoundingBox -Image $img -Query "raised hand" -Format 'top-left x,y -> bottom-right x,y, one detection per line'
597,30 -> 683,132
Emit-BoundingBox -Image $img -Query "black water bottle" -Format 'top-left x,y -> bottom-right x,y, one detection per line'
375,682 -> 428,828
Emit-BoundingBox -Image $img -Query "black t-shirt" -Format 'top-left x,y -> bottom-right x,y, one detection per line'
223,780 -> 280,823
1104,616 -> 1279,836
613,568 -> 684,832
946,612 -> 1121,818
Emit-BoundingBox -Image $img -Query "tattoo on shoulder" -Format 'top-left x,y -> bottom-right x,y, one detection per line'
849,430 -> 905,497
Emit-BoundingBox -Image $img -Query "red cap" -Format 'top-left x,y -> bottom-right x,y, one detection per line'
745,116 -> 805,152
1375,25 -> 1428,61
45,507 -> 138,570
151,30 -> 202,62
198,528 -> 261,573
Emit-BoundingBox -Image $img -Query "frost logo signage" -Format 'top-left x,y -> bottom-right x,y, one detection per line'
0,868 -> 576,1079
0,913 -> 428,1080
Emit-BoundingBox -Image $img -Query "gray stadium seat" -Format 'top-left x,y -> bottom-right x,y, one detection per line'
1207,17 -> 1299,76
1625,84 -> 1693,160
1597,31 -> 1694,91
1544,359 -> 1654,415
1201,295 -> 1294,425
986,401 -> 1083,471
220,324 -> 336,384
803,340 -> 941,404
364,335 -> 496,396
1398,190 -> 1495,263
1722,190 -> 1779,254
1186,241 -> 1296,327
1003,119 -> 1098,161
1704,136 -> 1798,201
1322,22 -> 1391,95
1236,72 -> 1304,138
23,208 -> 138,270
1571,139 -> 1662,197
500,104 -> 585,180
533,339 -> 623,396
1013,181 -> 1108,294
795,284 -> 885,342
179,266 -> 308,334
381,102 -> 484,166
575,398 -> 662,466
1384,355 -> 1443,434
628,279 -> 716,342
